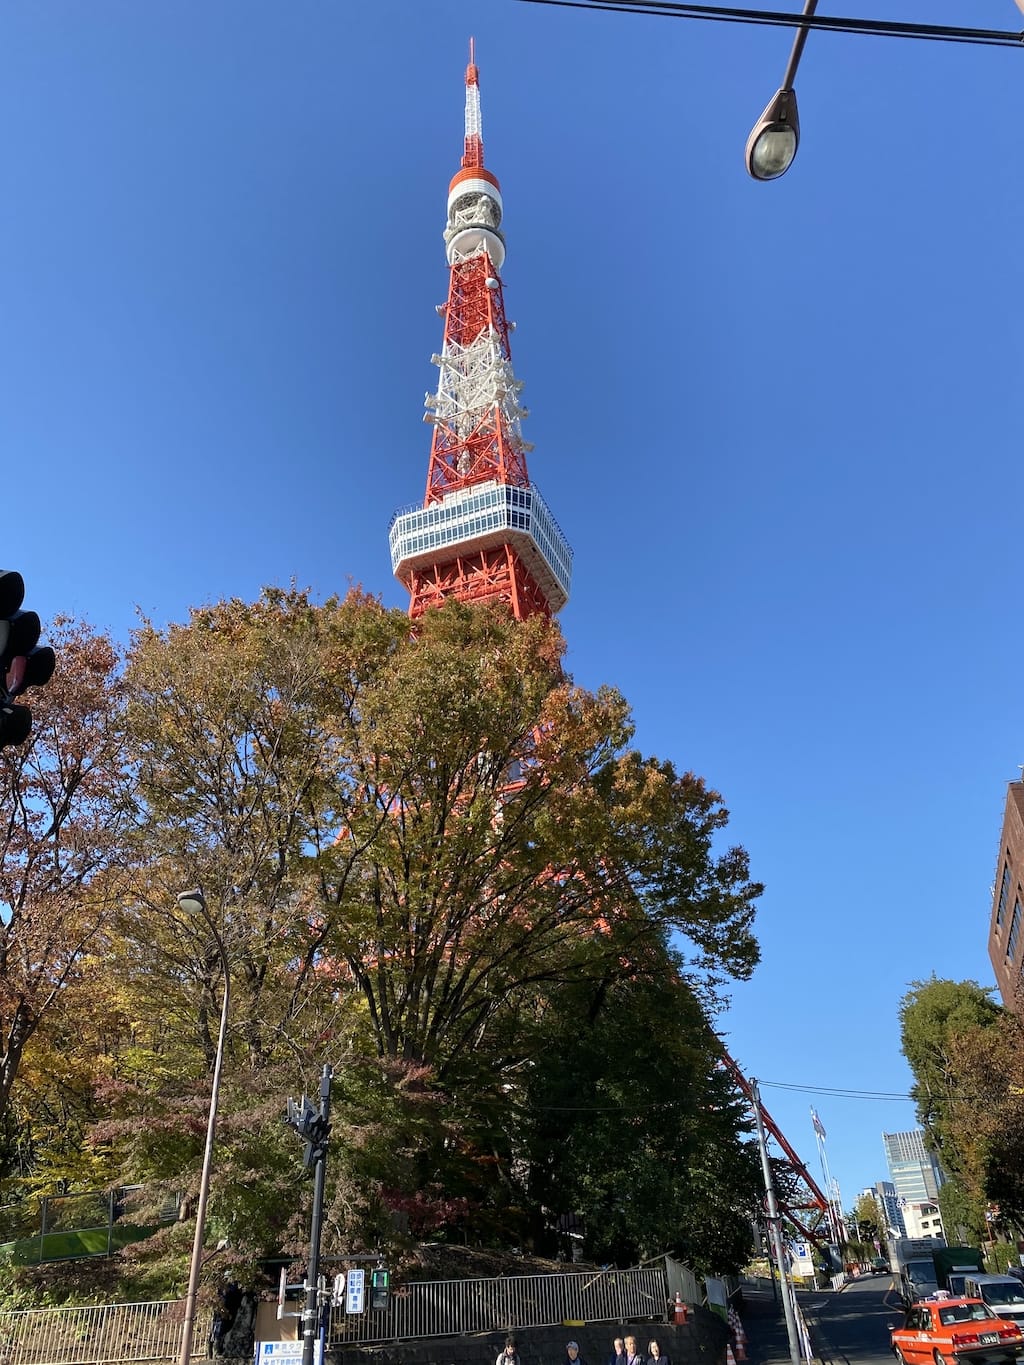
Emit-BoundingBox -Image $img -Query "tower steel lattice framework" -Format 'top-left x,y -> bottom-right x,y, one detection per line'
720,1047 -> 843,1260
388,43 -> 836,1264
389,42 -> 572,621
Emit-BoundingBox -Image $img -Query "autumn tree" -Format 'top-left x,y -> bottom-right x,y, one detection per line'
309,598 -> 761,1080
0,618 -> 130,1142
899,977 -> 1005,1242
946,1010 -> 1024,1232
84,588 -> 762,1270
853,1191 -> 887,1247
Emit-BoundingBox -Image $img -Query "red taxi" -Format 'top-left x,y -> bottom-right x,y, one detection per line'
891,1298 -> 1024,1365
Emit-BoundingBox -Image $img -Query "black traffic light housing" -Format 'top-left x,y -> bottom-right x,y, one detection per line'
369,1267 -> 390,1311
0,570 -> 55,749
285,1093 -> 331,1173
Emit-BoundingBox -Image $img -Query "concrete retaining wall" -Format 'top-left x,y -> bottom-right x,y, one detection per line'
326,1308 -> 728,1365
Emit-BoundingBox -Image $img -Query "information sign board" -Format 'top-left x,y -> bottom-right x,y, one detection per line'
257,1344 -> 303,1365
346,1267 -> 365,1314
257,1340 -> 321,1365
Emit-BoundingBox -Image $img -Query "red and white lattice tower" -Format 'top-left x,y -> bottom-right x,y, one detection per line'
389,42 -> 572,621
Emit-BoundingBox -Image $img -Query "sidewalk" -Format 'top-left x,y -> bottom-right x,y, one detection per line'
739,1280 -> 799,1365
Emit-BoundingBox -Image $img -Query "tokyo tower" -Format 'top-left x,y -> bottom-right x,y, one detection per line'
389,43 -> 572,621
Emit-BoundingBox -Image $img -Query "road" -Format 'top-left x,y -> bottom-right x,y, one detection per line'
802,1274 -> 906,1365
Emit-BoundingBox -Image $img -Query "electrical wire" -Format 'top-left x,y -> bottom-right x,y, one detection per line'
517,0 -> 1024,49
760,1077 -> 1024,1104
760,1080 -> 914,1100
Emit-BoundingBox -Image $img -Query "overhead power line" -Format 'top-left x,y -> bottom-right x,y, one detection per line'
517,0 -> 1024,49
760,1079 -> 915,1100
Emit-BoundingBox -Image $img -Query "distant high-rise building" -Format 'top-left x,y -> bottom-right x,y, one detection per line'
868,1180 -> 907,1238
987,781 -> 1024,1011
883,1129 -> 944,1204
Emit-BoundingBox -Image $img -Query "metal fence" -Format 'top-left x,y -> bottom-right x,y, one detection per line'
327,1264 -> 670,1345
0,1299 -> 203,1365
0,1266 -> 670,1363
0,1187 -> 181,1253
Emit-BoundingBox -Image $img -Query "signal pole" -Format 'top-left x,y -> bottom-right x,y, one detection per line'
304,1065 -> 331,1365
285,1065 -> 333,1365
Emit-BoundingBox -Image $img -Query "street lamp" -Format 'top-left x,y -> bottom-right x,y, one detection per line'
177,888 -> 231,1365
745,0 -> 818,179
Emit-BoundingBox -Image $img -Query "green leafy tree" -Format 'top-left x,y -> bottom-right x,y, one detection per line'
899,977 -> 1011,1243
853,1192 -> 886,1247
516,952 -> 760,1270
946,1011 -> 1024,1231
36,589 -> 763,1285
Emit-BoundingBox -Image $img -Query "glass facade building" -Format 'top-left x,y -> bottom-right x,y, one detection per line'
883,1129 -> 944,1204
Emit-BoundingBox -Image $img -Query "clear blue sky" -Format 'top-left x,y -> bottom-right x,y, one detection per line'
3,0 -> 1021,1215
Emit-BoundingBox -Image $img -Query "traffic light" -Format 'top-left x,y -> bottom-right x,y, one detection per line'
369,1267 -> 390,1311
0,570 -> 55,749
285,1093 -> 331,1172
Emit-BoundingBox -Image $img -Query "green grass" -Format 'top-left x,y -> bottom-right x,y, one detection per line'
0,1224 -> 154,1265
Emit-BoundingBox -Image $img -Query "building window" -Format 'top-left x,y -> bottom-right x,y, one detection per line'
998,860 -> 1012,927
1008,899 -> 1022,961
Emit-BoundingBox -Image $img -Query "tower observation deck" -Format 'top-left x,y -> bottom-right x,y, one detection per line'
389,43 -> 572,620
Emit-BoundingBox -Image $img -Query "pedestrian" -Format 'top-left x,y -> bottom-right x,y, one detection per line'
646,1341 -> 670,1365
565,1341 -> 589,1365
607,1337 -> 627,1365
209,1279 -> 242,1357
625,1335 -> 645,1365
496,1337 -> 521,1365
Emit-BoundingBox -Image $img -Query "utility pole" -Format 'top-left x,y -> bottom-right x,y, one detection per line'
751,1078 -> 802,1365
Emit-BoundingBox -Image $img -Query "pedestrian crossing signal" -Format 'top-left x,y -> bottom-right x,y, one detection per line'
369,1267 -> 390,1311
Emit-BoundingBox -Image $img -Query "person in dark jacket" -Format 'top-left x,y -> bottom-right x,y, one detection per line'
565,1342 -> 590,1365
495,1337 -> 521,1365
606,1337 -> 627,1365
646,1340 -> 670,1365
209,1280 -> 242,1357
625,1335 -> 644,1365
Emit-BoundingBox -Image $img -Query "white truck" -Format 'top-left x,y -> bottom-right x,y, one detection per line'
888,1235 -> 946,1304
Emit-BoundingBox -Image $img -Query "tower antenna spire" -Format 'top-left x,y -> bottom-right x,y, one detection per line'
463,36 -> 484,169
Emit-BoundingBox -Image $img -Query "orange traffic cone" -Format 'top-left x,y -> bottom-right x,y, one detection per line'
728,1307 -> 748,1361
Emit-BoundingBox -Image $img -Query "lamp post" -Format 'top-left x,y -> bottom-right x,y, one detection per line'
177,888 -> 231,1365
745,0 -> 818,179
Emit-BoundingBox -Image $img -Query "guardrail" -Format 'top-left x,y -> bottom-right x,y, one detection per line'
0,1266 -> 669,1362
327,1265 -> 670,1345
793,1298 -> 815,1362
0,1299 -> 202,1365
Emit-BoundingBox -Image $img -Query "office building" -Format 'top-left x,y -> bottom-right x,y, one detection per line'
883,1129 -> 944,1204
871,1180 -> 907,1238
988,781 -> 1024,1011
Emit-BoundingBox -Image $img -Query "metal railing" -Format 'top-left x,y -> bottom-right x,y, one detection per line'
793,1298 -> 815,1362
0,1187 -> 180,1255
0,1266 -> 669,1362
0,1299 -> 203,1365
327,1264 -> 669,1345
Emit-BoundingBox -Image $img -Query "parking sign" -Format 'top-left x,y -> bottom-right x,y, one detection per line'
346,1267 -> 365,1314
